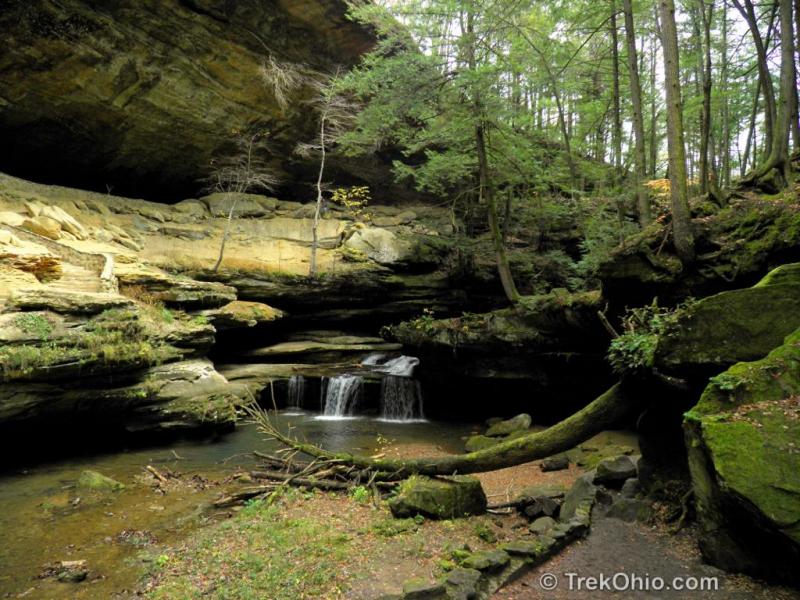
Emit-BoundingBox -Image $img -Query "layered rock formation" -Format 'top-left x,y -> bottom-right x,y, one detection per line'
0,0 -> 399,200
0,170 -> 485,438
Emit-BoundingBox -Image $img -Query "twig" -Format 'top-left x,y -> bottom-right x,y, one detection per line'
146,465 -> 169,484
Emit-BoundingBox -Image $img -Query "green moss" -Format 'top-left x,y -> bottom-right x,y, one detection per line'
0,306 -> 179,381
701,418 -> 800,539
13,312 -> 53,340
685,326 -> 800,559
655,263 -> 800,372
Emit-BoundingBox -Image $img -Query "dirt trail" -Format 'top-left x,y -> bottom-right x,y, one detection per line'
494,511 -> 800,600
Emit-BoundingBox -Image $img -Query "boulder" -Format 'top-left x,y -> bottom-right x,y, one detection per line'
40,205 -> 88,239
77,470 -> 124,492
605,498 -> 652,522
201,193 -> 278,218
443,568 -> 482,600
594,455 -> 637,486
540,453 -> 569,472
344,227 -> 448,269
402,579 -> 446,599
528,516 -> 557,535
560,473 -> 597,522
21,216 -> 61,239
388,475 -> 487,519
461,549 -> 510,572
620,478 -> 641,498
464,429 -> 529,452
523,497 -> 560,519
397,210 -> 417,224
654,263 -> 800,375
172,199 -> 208,219
0,211 -> 25,227
201,300 -> 284,330
485,413 -> 531,437
684,326 -> 800,584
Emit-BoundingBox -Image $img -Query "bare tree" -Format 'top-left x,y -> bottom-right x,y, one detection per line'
205,133 -> 280,272
260,55 -> 359,278
296,71 -> 359,278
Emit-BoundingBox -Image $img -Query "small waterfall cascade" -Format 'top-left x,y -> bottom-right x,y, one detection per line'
286,375 -> 306,408
361,355 -> 425,421
321,375 -> 363,418
380,376 -> 424,421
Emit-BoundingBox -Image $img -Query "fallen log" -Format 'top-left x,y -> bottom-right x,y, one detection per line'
249,382 -> 636,477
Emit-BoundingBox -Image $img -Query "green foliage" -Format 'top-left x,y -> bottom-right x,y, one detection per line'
473,522 -> 496,543
0,308 -> 172,380
147,499 -> 350,599
576,198 -> 639,278
349,485 -> 370,504
408,307 -> 436,335
607,300 -> 693,374
371,517 -> 420,537
13,313 -> 53,340
331,186 -> 371,220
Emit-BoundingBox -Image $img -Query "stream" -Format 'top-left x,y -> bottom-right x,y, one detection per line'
0,412 -> 476,598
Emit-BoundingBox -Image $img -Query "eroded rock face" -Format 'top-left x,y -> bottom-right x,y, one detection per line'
0,0 -> 390,199
684,327 -> 800,584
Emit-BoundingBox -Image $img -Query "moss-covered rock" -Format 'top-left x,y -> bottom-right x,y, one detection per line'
389,290 -> 605,353
77,470 -> 124,492
599,194 -> 800,307
653,262 -> 800,375
684,327 -> 800,583
388,475 -> 487,519
485,413 -> 532,437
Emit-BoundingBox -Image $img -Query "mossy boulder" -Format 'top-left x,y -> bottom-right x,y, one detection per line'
77,470 -> 124,492
684,327 -> 800,583
485,413 -> 531,437
388,475 -> 487,519
654,262 -> 800,375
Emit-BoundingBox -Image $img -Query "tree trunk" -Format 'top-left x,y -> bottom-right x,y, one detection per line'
649,31 -> 659,178
732,0 -> 777,158
746,0 -> 795,187
466,5 -> 520,304
623,0 -> 651,226
611,1 -> 623,177
696,0 -> 714,195
309,112 -> 327,278
261,383 -> 635,476
213,195 -> 238,272
742,81 -> 761,176
721,0 -> 732,187
659,0 -> 696,264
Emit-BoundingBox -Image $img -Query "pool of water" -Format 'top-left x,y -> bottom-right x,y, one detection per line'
0,412 -> 476,598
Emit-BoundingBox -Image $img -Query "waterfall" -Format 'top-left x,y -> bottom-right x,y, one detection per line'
320,375 -> 363,418
287,375 -> 305,408
361,353 -> 387,366
379,376 -> 424,421
361,354 -> 420,377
